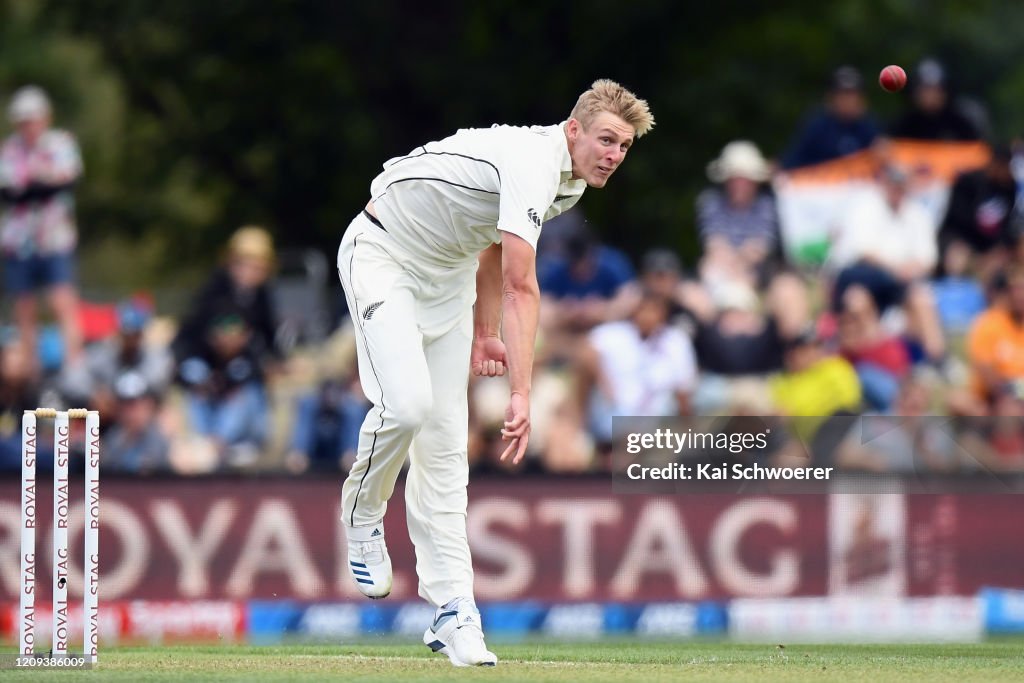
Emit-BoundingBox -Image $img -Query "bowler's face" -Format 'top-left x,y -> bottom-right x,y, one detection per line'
569,112 -> 635,188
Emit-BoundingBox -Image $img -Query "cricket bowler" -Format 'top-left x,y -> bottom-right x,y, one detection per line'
337,79 -> 654,666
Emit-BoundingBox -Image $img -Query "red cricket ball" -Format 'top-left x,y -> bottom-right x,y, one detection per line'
879,65 -> 907,93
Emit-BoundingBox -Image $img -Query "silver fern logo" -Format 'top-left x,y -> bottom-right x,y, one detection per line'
362,301 -> 384,320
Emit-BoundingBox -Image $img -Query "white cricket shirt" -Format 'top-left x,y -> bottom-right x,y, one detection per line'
369,122 -> 586,270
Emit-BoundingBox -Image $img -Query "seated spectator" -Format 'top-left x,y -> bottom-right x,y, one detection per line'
535,206 -> 587,267
619,248 -> 692,331
771,326 -> 862,443
698,141 -> 781,288
471,359 -> 595,473
829,164 -> 945,360
832,374 -> 963,473
172,225 -> 285,377
175,305 -> 269,468
101,371 -> 171,474
538,225 -> 636,359
576,291 -> 698,444
938,144 -> 1017,283
284,376 -> 369,474
683,274 -> 810,414
781,66 -> 880,170
836,285 -> 911,411
60,300 -> 173,420
889,59 -> 983,141
931,241 -> 987,334
0,342 -> 41,470
983,386 -> 1024,471
967,265 -> 1024,405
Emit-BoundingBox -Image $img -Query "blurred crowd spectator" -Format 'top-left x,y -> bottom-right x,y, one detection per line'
698,141 -> 782,288
889,59 -> 985,142
782,66 -> 879,170
4,60 -> 1024,479
0,86 -> 84,373
171,226 -> 282,468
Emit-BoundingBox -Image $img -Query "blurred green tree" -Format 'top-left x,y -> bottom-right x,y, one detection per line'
2,0 -> 1020,287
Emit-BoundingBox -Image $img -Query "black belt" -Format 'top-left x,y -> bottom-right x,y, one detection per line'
362,210 -> 386,231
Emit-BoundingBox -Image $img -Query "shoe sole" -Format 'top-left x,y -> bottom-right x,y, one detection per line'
355,585 -> 391,599
350,567 -> 392,600
423,628 -> 496,667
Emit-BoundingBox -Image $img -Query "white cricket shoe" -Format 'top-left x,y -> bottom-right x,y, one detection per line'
345,524 -> 392,599
423,597 -> 497,667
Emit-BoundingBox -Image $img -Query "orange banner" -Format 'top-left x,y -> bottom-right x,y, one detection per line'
781,140 -> 990,186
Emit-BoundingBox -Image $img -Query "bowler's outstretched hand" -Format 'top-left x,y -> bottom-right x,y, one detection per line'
500,391 -> 531,464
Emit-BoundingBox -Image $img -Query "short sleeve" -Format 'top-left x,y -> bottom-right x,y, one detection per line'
587,322 -> 620,356
0,138 -> 17,188
495,139 -> 560,251
668,330 -> 699,392
967,313 -> 996,366
695,188 -> 720,239
602,248 -> 636,289
43,131 -> 83,182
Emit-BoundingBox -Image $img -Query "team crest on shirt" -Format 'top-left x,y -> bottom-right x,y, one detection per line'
527,208 -> 541,228
362,301 -> 384,321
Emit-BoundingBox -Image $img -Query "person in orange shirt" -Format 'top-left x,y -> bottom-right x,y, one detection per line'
967,265 -> 1024,403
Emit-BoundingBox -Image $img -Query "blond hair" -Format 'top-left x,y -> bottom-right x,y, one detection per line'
569,79 -> 654,138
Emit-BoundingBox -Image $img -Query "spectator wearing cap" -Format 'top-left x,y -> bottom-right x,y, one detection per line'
889,59 -> 984,141
938,144 -> 1018,283
0,86 -> 84,371
829,163 -> 946,361
781,66 -> 880,170
60,299 -> 173,421
698,141 -> 781,288
175,302 -> 269,468
101,371 -> 172,474
537,224 -> 637,360
172,225 -> 285,380
618,248 -> 695,333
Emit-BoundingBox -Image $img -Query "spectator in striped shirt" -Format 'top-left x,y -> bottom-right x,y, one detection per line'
697,140 -> 781,290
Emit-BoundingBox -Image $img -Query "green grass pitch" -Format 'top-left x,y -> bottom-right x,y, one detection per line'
6,641 -> 1024,682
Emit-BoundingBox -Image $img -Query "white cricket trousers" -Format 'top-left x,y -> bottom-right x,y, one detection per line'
337,212 -> 477,607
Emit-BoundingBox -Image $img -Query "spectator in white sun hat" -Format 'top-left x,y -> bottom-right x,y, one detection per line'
697,140 -> 782,290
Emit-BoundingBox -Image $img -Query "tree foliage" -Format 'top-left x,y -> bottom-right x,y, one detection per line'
2,0 -> 1023,281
